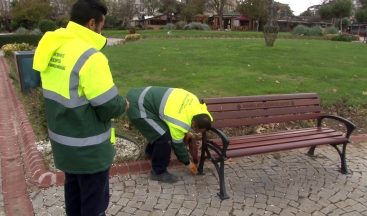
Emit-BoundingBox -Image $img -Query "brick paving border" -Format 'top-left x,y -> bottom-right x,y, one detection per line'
1,56 -> 367,215
0,57 -> 34,215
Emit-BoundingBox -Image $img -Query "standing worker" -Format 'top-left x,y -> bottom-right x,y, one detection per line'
127,86 -> 213,183
33,0 -> 128,215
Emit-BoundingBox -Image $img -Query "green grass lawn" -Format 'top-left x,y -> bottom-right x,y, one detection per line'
103,29 -> 324,40
104,38 -> 367,106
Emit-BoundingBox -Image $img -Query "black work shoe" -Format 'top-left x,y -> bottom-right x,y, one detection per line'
150,171 -> 178,183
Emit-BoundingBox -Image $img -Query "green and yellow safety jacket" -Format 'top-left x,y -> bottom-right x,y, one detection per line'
127,86 -> 213,164
33,21 -> 127,174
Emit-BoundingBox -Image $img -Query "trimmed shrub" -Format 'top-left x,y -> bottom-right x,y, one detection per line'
39,19 -> 57,33
183,22 -> 210,30
15,27 -> 29,35
292,24 -> 309,35
175,21 -> 186,30
324,34 -> 338,40
331,33 -> 359,42
293,25 -> 324,36
0,34 -> 42,47
163,23 -> 176,30
1,42 -> 34,57
124,33 -> 141,42
30,28 -> 42,35
309,26 -> 323,36
128,27 -> 136,34
325,26 -> 338,34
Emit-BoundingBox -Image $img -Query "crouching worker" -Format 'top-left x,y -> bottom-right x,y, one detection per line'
127,86 -> 213,183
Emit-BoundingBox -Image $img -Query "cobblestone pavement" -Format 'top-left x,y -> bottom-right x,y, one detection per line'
30,142 -> 367,216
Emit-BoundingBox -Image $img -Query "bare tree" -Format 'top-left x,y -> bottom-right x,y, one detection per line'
207,0 -> 228,30
116,0 -> 138,27
143,0 -> 160,16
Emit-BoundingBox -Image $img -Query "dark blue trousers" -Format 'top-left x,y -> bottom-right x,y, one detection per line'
146,132 -> 172,174
64,169 -> 110,216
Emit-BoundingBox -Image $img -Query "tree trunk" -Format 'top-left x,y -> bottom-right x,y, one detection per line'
219,15 -> 223,30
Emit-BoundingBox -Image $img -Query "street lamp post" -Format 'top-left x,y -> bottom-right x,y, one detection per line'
263,0 -> 279,47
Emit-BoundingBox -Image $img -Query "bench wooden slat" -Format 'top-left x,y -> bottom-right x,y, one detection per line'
212,105 -> 321,120
226,137 -> 347,158
212,113 -> 321,128
207,98 -> 320,112
203,93 -> 319,104
210,128 -> 336,146
226,131 -> 345,150
223,128 -> 337,145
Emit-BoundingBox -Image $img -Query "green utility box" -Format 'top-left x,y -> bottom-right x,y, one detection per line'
14,51 -> 40,92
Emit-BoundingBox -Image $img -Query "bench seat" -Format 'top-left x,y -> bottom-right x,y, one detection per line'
197,93 -> 356,200
214,127 -> 347,158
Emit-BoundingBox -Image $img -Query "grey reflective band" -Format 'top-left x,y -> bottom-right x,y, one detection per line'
43,89 -> 89,108
43,48 -> 97,108
90,85 -> 119,106
159,88 -> 174,118
69,48 -> 97,99
48,128 -> 111,147
172,138 -> 184,144
145,119 -> 165,135
138,86 -> 166,135
158,88 -> 191,131
138,86 -> 152,118
163,115 -> 191,131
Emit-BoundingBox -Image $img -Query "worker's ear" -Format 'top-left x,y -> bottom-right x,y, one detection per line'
86,18 -> 96,31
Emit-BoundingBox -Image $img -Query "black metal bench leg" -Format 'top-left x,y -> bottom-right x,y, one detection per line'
197,143 -> 206,175
307,146 -> 316,156
331,143 -> 348,174
217,159 -> 229,200
340,143 -> 348,174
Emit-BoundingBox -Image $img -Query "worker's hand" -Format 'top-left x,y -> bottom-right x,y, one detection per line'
184,132 -> 194,144
186,161 -> 198,175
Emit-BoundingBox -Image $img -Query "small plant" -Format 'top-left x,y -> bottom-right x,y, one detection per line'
1,42 -> 34,57
124,33 -> 141,42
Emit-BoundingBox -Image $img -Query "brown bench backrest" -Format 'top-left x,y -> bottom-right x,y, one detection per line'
202,93 -> 321,128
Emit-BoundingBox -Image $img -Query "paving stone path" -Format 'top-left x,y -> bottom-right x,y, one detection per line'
30,143 -> 367,216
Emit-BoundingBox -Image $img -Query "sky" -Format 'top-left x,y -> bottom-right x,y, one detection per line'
276,0 -> 324,15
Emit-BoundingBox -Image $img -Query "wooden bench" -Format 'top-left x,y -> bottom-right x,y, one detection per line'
197,93 -> 356,200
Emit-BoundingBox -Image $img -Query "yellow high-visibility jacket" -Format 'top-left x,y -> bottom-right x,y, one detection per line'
33,21 -> 127,173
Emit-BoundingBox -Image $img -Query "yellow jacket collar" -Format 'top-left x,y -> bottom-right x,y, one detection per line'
66,21 -> 106,50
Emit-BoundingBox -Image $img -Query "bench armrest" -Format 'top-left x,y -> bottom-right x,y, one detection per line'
317,115 -> 356,139
208,127 -> 230,156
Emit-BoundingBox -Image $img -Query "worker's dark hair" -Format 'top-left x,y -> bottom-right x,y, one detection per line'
192,114 -> 211,130
70,0 -> 107,26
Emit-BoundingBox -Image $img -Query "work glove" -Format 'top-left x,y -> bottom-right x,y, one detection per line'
186,161 -> 198,175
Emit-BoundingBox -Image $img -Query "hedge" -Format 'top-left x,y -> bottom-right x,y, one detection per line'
0,34 -> 42,47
